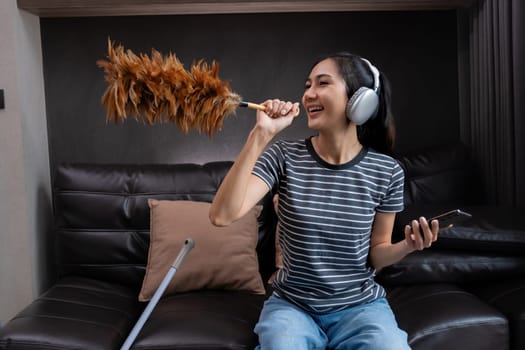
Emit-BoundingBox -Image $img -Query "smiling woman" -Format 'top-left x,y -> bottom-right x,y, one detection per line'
209,51 -> 431,349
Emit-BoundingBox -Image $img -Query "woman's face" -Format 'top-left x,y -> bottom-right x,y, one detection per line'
302,58 -> 349,131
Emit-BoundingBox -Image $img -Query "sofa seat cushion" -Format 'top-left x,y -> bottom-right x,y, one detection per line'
467,280 -> 525,350
0,276 -> 143,350
132,290 -> 266,350
387,283 -> 508,350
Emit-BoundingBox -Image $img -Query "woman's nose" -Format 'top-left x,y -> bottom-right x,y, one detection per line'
303,87 -> 315,100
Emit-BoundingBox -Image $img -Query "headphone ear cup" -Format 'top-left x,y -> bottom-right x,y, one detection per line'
346,87 -> 379,126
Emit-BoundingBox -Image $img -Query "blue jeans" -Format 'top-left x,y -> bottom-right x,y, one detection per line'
254,295 -> 410,350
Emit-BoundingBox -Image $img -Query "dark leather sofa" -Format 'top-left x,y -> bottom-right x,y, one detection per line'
1,143 -> 524,350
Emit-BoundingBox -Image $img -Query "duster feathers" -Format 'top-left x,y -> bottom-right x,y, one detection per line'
96,38 -> 242,137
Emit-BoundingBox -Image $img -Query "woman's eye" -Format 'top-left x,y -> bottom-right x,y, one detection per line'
304,84 -> 311,90
319,81 -> 329,85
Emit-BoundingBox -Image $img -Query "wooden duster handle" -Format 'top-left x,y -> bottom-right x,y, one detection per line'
239,101 -> 300,116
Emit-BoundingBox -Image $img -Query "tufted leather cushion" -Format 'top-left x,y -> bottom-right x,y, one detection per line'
468,280 -> 525,350
396,143 -> 481,207
388,283 -> 509,350
132,290 -> 266,349
52,162 -> 278,288
0,276 -> 143,349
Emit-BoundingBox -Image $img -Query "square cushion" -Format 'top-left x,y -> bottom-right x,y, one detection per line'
139,200 -> 265,301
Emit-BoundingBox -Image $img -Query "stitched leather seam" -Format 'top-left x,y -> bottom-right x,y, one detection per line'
410,319 -> 507,343
8,314 -> 126,338
38,297 -> 138,320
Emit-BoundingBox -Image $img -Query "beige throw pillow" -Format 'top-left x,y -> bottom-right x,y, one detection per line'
139,199 -> 265,301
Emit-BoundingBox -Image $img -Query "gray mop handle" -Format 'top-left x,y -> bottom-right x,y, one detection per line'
120,238 -> 195,350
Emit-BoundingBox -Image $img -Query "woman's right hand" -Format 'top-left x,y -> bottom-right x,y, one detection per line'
256,99 -> 300,137
210,99 -> 298,227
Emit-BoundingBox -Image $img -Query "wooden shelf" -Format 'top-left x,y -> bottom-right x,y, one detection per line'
17,0 -> 476,17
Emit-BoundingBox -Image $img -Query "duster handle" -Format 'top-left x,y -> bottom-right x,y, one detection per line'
240,101 -> 300,116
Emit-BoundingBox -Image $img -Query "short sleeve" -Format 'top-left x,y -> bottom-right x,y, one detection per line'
377,160 -> 405,213
252,142 -> 286,192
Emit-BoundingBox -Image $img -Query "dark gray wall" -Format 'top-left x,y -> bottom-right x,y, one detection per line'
41,11 -> 459,174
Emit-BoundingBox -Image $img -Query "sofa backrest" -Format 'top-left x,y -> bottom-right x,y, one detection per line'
396,143 -> 482,207
52,162 -> 277,289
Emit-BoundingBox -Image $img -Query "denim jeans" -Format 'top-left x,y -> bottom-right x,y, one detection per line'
254,295 -> 410,350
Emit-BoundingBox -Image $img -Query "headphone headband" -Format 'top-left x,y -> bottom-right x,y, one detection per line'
361,58 -> 380,94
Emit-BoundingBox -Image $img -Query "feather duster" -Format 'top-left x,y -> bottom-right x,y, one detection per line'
96,38 -> 251,137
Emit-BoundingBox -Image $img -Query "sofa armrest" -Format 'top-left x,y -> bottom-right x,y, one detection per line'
394,204 -> 525,254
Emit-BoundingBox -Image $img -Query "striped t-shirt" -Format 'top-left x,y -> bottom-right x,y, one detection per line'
252,137 -> 404,314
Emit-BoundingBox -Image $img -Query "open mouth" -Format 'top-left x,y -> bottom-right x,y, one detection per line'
307,105 -> 324,113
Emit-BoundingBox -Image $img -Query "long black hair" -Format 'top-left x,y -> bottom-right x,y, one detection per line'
310,52 -> 396,156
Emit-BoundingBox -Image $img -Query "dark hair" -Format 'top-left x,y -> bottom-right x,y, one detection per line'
311,52 -> 396,156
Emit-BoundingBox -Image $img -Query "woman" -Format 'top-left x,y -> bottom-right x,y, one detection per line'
209,52 -> 438,349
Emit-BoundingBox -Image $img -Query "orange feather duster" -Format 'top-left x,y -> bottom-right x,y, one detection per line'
96,38 -> 250,137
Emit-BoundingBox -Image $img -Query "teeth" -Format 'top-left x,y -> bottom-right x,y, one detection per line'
308,106 -> 323,112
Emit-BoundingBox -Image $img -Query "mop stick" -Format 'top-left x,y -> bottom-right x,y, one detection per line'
120,238 -> 195,350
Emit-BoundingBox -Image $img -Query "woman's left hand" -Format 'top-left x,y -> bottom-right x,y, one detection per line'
404,217 -> 439,252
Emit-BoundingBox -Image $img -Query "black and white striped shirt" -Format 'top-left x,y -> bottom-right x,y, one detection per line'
253,137 -> 404,314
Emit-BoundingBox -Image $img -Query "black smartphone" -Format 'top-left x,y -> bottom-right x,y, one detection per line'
428,209 -> 472,227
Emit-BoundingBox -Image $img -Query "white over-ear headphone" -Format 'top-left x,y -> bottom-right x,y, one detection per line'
346,58 -> 380,125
